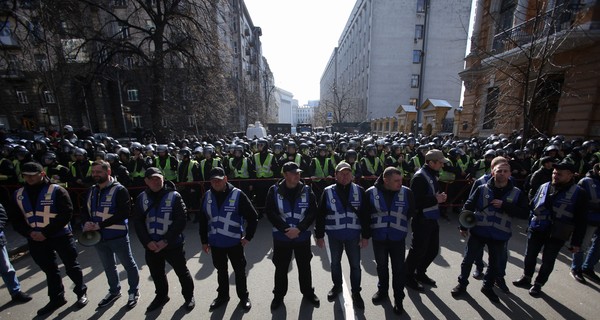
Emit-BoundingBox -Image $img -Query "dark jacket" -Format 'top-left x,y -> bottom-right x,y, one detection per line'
265,179 -> 318,236
81,177 -> 131,230
315,182 -> 371,239
410,165 -> 440,216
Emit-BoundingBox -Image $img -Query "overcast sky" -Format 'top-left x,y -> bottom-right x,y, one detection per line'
244,0 -> 357,105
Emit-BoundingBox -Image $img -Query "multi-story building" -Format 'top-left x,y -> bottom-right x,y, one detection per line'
320,0 -> 472,135
0,0 -> 275,139
276,87 -> 294,124
458,0 -> 600,140
295,104 -> 316,126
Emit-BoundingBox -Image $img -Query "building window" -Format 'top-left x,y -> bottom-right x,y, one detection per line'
411,74 -> 420,88
43,90 -> 56,104
118,22 -> 130,39
124,56 -> 134,69
409,98 -> 418,106
483,87 -> 499,130
416,0 -> 426,13
7,54 -> 21,75
127,89 -> 139,101
131,115 -> 142,128
161,117 -> 169,127
113,0 -> 127,7
415,25 -> 424,39
412,50 -> 422,63
498,0 -> 516,31
16,91 -> 29,104
35,54 -> 49,71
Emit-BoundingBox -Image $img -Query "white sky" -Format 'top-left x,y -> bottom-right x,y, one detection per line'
244,0 -> 357,105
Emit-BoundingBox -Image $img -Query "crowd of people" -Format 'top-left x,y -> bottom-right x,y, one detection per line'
0,124 -> 599,316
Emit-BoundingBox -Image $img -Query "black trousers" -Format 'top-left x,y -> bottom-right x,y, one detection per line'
211,243 -> 248,299
28,234 -> 87,299
272,239 -> 314,298
145,244 -> 194,300
405,217 -> 440,277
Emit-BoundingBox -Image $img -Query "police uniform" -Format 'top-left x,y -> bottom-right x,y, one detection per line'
365,170 -> 415,313
265,162 -> 319,309
12,162 -> 88,315
133,168 -> 195,311
199,168 -> 258,310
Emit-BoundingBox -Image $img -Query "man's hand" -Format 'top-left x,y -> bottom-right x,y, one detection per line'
83,222 -> 99,232
30,231 -> 46,242
359,238 -> 369,249
316,238 -> 325,248
436,192 -> 447,203
241,238 -> 250,247
147,241 -> 159,252
155,240 -> 168,252
490,199 -> 503,208
459,229 -> 469,238
203,244 -> 210,254
570,246 -> 581,253
284,227 -> 300,239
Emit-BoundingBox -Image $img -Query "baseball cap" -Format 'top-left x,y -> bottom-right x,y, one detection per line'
425,149 -> 449,164
282,161 -> 303,173
209,167 -> 226,180
552,160 -> 576,173
335,162 -> 352,172
21,162 -> 43,175
144,167 -> 163,178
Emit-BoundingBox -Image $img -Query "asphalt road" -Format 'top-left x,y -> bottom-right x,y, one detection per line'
1,215 -> 598,320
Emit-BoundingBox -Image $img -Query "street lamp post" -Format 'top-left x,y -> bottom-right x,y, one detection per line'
115,65 -> 128,137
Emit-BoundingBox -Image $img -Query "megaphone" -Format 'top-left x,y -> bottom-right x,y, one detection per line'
78,231 -> 101,247
459,210 -> 477,229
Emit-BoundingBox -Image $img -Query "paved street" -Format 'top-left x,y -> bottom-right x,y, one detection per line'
1,215 -> 598,319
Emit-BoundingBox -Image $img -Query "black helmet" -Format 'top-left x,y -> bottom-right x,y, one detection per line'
42,151 -> 57,164
178,148 -> 191,158
105,153 -> 118,162
73,147 -> 87,157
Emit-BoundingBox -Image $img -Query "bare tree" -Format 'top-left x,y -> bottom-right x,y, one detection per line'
318,82 -> 360,126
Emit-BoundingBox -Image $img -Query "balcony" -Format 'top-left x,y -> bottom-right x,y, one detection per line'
491,3 -> 590,54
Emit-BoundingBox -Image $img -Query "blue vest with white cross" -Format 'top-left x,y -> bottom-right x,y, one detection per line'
15,184 -> 71,237
86,183 -> 128,241
367,185 -> 409,241
139,191 -> 184,244
471,184 -> 520,241
323,183 -> 362,241
530,182 -> 581,232
272,184 -> 311,242
203,188 -> 244,248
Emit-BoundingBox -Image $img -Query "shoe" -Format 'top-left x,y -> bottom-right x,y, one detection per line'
472,269 -> 484,280
495,278 -> 510,293
241,297 -> 251,311
303,293 -> 320,306
184,297 -> 195,311
209,296 -> 230,311
451,284 -> 467,297
405,277 -> 425,292
146,295 -> 170,312
570,269 -> 587,284
512,275 -> 531,288
270,296 -> 283,310
529,284 -> 542,296
352,293 -> 364,309
583,269 -> 600,283
76,293 -> 88,308
98,293 -> 121,308
37,297 -> 67,316
416,273 -> 437,286
481,286 -> 499,303
371,291 -> 388,304
127,293 -> 139,309
393,301 -> 404,315
327,286 -> 342,301
11,291 -> 32,303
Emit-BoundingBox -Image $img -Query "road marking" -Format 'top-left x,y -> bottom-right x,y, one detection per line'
323,235 -> 355,320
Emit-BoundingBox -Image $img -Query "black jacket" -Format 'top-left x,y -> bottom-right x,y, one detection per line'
265,179 -> 317,234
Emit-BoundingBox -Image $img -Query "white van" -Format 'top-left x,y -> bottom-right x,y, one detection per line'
246,121 -> 267,139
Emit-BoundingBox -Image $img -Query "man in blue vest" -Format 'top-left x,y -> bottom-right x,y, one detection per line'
570,163 -> 600,283
12,162 -> 88,315
315,162 -> 370,309
199,167 -> 258,311
0,202 -> 32,303
451,162 -> 529,302
367,167 -> 415,315
133,167 -> 195,312
405,149 -> 448,292
265,161 -> 320,310
513,160 -> 588,296
81,160 -> 140,309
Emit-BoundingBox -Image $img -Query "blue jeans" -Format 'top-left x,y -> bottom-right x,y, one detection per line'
327,235 -> 362,293
573,226 -> 600,271
0,244 -> 21,295
373,238 -> 406,303
95,235 -> 139,295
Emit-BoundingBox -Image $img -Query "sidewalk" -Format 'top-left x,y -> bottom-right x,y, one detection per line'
5,222 -> 28,259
